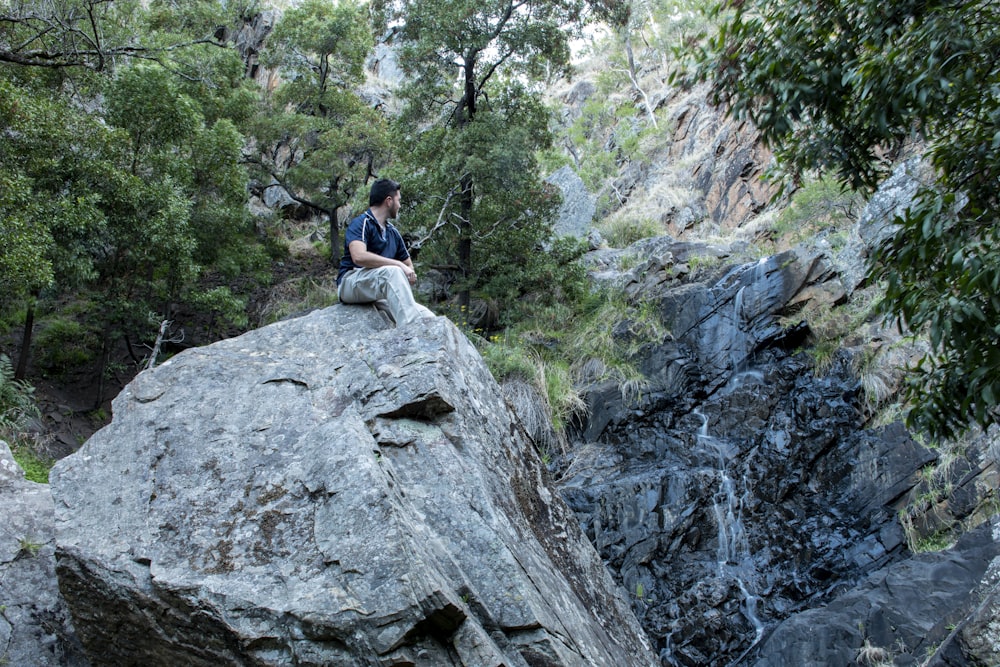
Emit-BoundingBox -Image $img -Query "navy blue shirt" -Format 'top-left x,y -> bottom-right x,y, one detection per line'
337,209 -> 411,284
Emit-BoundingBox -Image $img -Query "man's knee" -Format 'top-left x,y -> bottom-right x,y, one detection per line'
375,265 -> 410,290
380,264 -> 407,280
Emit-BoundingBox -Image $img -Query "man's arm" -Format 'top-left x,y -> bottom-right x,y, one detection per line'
348,241 -> 417,284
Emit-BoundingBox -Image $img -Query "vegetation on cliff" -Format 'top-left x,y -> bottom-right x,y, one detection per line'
695,0 -> 1000,438
1,0 -> 998,460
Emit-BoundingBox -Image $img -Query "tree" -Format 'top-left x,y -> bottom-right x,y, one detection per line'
696,0 -> 1000,438
0,77 -> 109,379
388,0 -> 583,319
588,0 -> 660,129
0,0 -> 223,70
251,0 -> 391,258
0,0 -> 260,396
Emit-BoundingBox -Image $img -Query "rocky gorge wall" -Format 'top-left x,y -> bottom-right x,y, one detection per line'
548,165 -> 1000,665
536,62 -> 1000,663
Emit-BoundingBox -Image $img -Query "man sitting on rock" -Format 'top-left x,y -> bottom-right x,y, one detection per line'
337,178 -> 436,327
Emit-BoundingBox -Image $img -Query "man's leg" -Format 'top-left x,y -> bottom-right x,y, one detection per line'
338,266 -> 434,326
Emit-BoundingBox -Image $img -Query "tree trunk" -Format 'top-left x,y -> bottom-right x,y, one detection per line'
624,33 -> 657,129
458,174 -> 473,320
14,297 -> 35,380
456,54 -> 478,322
94,325 -> 114,411
329,207 -> 340,263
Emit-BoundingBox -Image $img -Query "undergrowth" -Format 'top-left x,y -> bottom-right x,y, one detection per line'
474,286 -> 667,447
0,354 -> 52,483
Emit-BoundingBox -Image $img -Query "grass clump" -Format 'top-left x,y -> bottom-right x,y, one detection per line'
856,637 -> 895,667
18,537 -> 43,558
764,175 -> 863,253
595,213 -> 665,248
9,441 -> 53,484
476,286 -> 667,448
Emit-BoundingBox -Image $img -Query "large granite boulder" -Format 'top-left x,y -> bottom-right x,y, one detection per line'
50,307 -> 656,666
0,441 -> 88,666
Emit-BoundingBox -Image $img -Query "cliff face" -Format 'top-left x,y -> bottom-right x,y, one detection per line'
49,307 -> 656,666
552,164 -> 1000,665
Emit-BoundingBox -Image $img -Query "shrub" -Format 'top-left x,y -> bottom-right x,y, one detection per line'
33,316 -> 98,376
0,354 -> 37,437
596,214 -> 665,248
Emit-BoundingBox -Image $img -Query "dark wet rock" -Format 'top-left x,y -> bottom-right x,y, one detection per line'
50,308 -> 656,667
560,352 -> 941,665
578,238 -> 847,443
752,517 -> 1000,667
560,226 -> 997,666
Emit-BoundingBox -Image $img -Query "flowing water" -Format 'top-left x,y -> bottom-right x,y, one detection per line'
694,410 -> 766,657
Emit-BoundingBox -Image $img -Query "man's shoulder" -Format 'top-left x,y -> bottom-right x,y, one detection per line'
345,210 -> 372,238
347,210 -> 371,226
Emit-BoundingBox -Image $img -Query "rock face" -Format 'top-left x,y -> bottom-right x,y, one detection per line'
50,307 -> 656,666
755,517 -> 1000,667
547,165 -> 597,240
0,441 -> 88,667
562,235 -> 1000,666
581,237 -> 845,441
664,85 -> 778,235
834,157 -> 931,293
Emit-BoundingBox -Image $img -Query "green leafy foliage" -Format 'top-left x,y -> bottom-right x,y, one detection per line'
0,79 -> 106,306
0,355 -> 38,436
0,352 -> 51,483
391,0 -> 584,317
766,175 -> 862,252
252,0 -> 391,256
0,1 -> 264,392
696,0 -> 1000,438
33,317 -> 100,377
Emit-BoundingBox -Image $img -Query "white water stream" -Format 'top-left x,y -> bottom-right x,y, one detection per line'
694,410 -> 766,653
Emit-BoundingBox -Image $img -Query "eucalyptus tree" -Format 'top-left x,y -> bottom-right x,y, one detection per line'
252,0 -> 391,258
387,0 -> 584,319
0,80 -> 100,378
695,0 -> 1000,438
0,0 -> 223,70
0,0 -> 259,395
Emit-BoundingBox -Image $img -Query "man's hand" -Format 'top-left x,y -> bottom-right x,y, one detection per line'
349,241 -> 418,285
401,260 -> 418,285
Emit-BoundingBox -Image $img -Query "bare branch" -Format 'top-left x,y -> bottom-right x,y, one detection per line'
1,4 -> 224,71
475,47 -> 515,98
145,320 -> 184,370
411,186 -> 461,249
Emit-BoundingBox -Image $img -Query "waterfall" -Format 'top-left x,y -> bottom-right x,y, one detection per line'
694,411 -> 766,655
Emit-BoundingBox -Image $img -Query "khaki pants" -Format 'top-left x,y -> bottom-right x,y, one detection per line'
338,266 -> 434,327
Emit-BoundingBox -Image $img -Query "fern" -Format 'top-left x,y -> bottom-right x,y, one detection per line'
0,354 -> 38,437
